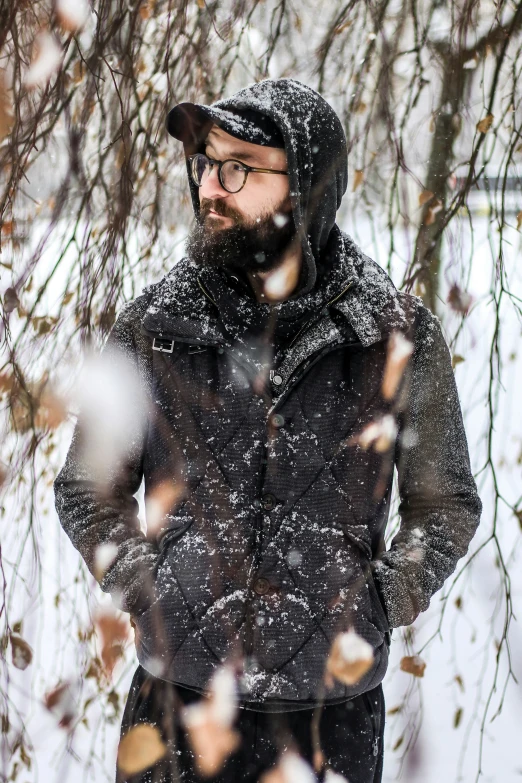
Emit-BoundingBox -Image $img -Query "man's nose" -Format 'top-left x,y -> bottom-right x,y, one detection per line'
199,164 -> 229,200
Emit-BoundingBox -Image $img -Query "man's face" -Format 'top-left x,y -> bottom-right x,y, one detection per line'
200,125 -> 291,227
186,125 -> 296,274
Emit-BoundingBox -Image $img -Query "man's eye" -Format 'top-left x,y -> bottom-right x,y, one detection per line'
230,162 -> 246,172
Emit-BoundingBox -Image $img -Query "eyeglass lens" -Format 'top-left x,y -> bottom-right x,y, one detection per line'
191,154 -> 247,193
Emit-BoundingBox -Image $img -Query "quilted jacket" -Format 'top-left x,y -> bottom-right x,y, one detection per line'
53,79 -> 482,710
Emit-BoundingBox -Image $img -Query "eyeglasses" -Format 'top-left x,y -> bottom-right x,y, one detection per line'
188,153 -> 288,194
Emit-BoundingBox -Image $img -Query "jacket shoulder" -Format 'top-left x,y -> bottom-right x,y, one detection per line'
395,291 -> 447,341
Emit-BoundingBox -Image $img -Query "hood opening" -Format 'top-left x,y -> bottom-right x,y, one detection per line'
167,78 -> 348,298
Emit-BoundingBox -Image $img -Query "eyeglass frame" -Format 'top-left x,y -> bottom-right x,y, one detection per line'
187,152 -> 289,194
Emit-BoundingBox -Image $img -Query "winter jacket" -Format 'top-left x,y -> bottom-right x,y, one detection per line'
53,79 -> 482,710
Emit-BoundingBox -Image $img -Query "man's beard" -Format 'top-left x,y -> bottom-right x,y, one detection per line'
186,197 -> 296,274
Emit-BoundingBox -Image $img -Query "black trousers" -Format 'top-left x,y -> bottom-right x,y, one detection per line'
118,665 -> 385,783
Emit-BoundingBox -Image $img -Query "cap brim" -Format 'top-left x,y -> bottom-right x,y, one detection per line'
166,102 -> 281,154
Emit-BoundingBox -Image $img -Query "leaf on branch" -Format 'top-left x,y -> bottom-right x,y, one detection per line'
44,681 -> 78,729
452,354 -> 465,369
24,31 -> 64,89
418,190 -> 434,206
334,20 -> 352,35
117,724 -> 167,776
325,629 -> 374,686
463,56 -> 478,70
183,665 -> 240,777
381,331 -> 413,400
3,287 -> 19,314
516,211 -> 522,231
0,373 -> 14,394
31,315 -> 58,335
447,284 -> 472,315
424,198 -> 443,225
139,1 -> 154,20
514,508 -> 522,530
392,735 -> 404,751
453,707 -> 463,728
0,69 -> 14,142
476,114 -> 494,134
349,414 -> 397,453
400,654 -> 426,677
93,607 -> 131,680
260,751 -> 317,783
10,634 -> 33,669
55,0 -> 90,32
352,170 -> 364,191
94,542 -> 119,581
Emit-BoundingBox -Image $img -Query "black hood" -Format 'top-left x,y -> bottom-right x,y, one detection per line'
170,79 -> 348,298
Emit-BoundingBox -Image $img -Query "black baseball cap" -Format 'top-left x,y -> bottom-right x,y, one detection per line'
166,102 -> 285,155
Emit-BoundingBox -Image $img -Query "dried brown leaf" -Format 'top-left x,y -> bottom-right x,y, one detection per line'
447,284 -> 472,315
350,415 -> 397,453
117,723 -> 167,776
10,634 -> 33,669
452,354 -> 465,369
93,608 -> 130,679
260,751 -> 317,783
476,114 -> 494,133
516,211 -> 522,231
453,707 -> 463,728
0,70 -> 13,142
400,654 -> 426,677
418,190 -> 434,206
44,681 -> 78,729
326,629 -> 374,686
184,705 -> 240,777
34,387 -> 68,430
381,331 -> 413,400
3,287 -> 19,314
425,198 -> 443,225
352,169 -> 364,192
334,19 -> 352,35
146,479 -> 187,536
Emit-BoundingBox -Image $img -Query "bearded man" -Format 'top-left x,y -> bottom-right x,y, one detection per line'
54,78 -> 482,783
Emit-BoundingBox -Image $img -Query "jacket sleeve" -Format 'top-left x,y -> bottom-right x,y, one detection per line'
53,300 -> 159,615
371,304 -> 482,629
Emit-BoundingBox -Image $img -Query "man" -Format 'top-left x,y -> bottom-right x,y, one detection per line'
54,78 -> 482,782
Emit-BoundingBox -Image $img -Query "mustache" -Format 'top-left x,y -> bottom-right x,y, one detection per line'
199,198 -> 244,223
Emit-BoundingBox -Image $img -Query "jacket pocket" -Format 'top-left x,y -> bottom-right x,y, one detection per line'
365,561 -> 390,635
131,516 -> 194,622
362,690 -> 381,759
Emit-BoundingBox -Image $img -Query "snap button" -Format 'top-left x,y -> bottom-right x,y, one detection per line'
272,374 -> 283,386
271,413 -> 285,428
261,493 -> 277,511
253,577 -> 270,596
217,347 -> 224,354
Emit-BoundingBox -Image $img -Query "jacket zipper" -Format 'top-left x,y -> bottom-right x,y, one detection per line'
270,338 -> 361,413
363,691 -> 379,757
285,279 -> 356,351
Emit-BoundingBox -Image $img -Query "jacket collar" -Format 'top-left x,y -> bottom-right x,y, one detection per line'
140,232 -> 412,355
